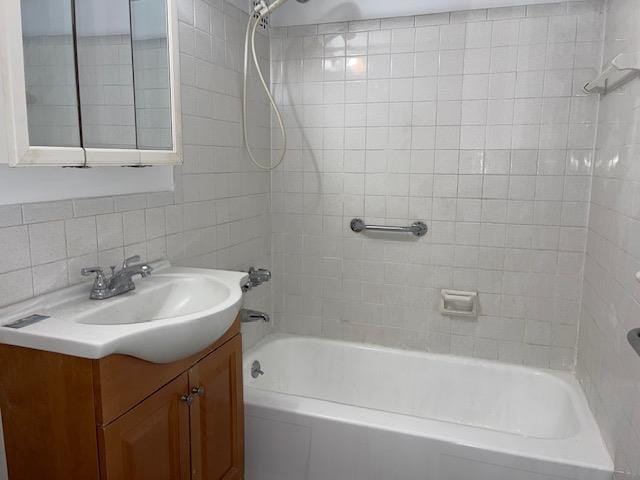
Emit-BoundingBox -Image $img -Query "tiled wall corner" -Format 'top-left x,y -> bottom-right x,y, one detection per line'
576,0 -> 640,477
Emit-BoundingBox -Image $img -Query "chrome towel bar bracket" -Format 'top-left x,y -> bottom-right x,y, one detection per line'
350,218 -> 428,237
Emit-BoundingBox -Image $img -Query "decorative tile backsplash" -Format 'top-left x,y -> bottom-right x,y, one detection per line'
269,1 -> 604,370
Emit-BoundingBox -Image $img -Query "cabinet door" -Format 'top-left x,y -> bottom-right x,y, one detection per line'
189,335 -> 244,480
100,372 -> 191,480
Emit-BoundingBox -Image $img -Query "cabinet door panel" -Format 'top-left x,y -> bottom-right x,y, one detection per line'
100,372 -> 190,480
189,335 -> 244,480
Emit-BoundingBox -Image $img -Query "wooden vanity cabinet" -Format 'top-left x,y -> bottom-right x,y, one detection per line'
188,336 -> 244,480
100,373 -> 192,480
0,318 -> 244,480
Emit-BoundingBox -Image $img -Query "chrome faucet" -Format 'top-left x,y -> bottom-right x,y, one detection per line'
240,309 -> 270,323
81,255 -> 153,300
242,267 -> 271,292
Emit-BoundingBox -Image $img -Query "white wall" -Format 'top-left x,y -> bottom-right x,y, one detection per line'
0,165 -> 174,205
272,0 -> 570,27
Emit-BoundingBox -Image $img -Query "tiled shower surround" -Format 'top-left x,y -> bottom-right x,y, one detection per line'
270,1 -> 604,370
0,0 -> 273,349
576,0 -> 640,478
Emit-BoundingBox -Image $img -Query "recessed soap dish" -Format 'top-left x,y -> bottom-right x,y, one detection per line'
440,289 -> 478,318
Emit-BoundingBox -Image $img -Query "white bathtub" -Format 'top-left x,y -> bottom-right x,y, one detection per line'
243,335 -> 613,480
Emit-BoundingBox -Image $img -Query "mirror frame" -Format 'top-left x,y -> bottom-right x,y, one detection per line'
0,0 -> 182,167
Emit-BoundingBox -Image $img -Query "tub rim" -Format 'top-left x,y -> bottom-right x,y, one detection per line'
243,333 -> 614,473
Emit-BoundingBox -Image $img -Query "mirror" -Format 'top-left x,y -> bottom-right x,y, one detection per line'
20,0 -> 173,153
75,0 -> 137,149
131,0 -> 173,150
20,0 -> 81,147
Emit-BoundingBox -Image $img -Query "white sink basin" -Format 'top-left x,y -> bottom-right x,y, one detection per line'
0,261 -> 247,363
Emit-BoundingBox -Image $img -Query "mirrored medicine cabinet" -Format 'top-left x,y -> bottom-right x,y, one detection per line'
1,0 -> 182,167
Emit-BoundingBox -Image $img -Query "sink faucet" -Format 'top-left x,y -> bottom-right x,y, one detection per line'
81,255 -> 153,300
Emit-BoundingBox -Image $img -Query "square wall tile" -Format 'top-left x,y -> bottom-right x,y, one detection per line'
29,221 -> 67,266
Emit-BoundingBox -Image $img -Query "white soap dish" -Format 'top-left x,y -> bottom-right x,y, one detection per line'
440,289 -> 478,318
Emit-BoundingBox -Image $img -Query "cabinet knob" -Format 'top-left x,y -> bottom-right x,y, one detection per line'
180,394 -> 194,406
192,386 -> 205,397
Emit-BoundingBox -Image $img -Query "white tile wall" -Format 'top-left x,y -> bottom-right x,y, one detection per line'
0,0 -> 273,350
269,1 -> 604,370
576,0 -> 640,478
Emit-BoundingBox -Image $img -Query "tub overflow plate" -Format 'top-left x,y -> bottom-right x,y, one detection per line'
251,360 -> 264,378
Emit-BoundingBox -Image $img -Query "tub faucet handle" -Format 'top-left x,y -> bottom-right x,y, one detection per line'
242,267 -> 271,292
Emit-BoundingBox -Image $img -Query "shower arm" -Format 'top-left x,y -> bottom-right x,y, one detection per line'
254,0 -> 288,15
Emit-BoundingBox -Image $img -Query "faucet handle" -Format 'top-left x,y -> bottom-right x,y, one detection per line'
81,267 -> 108,290
81,267 -> 104,277
123,255 -> 141,268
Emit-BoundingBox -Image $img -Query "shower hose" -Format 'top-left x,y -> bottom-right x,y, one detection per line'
242,11 -> 287,171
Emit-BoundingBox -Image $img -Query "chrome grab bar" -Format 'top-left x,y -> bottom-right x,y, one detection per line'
350,218 -> 428,237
